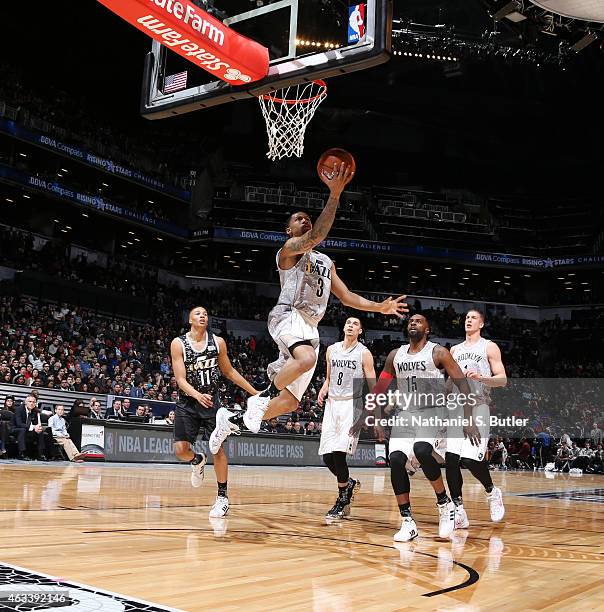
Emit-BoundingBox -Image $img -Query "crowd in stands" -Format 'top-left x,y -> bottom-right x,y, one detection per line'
0,65 -> 199,190
486,432 -> 604,474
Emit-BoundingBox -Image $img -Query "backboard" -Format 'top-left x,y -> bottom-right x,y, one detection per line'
141,0 -> 392,119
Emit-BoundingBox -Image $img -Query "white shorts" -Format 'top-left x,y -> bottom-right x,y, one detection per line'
267,306 -> 319,402
318,397 -> 360,455
389,407 -> 444,459
445,403 -> 490,462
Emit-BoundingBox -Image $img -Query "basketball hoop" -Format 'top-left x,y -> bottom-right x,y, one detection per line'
258,80 -> 327,161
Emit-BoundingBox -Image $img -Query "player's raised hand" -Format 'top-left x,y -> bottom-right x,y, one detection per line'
319,162 -> 354,196
377,295 -> 409,318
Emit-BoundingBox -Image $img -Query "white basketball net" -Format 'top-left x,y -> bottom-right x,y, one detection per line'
258,80 -> 327,161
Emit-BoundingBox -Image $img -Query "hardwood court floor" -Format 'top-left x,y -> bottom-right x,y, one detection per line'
0,462 -> 603,612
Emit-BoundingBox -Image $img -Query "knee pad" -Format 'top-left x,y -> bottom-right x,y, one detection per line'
413,441 -> 434,460
389,450 -> 408,471
389,451 -> 410,495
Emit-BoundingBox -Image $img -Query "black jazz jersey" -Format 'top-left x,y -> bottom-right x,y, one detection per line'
176,332 -> 221,408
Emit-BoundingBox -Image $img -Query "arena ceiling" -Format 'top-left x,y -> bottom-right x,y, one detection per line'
2,0 -> 602,194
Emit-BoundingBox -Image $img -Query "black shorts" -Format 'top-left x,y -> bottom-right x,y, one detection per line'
174,398 -> 217,444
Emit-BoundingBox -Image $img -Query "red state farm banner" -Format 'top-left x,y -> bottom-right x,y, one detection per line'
98,0 -> 269,85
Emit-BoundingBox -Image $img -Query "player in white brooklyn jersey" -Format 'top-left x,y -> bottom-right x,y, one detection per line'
446,309 -> 507,529
370,314 -> 478,542
209,162 -> 408,452
317,317 -> 376,520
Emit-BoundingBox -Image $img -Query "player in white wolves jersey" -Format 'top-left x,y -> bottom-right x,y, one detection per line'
317,317 -> 376,520
371,313 -> 478,542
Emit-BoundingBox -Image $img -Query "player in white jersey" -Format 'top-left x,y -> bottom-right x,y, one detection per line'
209,162 -> 408,452
370,314 -> 478,542
317,317 -> 376,520
446,309 -> 507,528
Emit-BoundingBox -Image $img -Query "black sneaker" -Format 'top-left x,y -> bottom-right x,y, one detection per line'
325,498 -> 348,521
345,478 -> 361,505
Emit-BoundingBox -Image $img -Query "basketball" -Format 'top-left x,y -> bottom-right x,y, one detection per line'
317,148 -> 356,183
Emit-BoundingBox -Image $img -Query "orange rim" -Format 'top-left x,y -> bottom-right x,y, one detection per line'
260,80 -> 327,105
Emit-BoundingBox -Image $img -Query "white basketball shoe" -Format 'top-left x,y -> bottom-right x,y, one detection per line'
393,517 -> 419,542
243,393 -> 270,434
454,504 -> 470,529
209,408 -> 240,455
486,486 -> 505,522
438,501 -> 455,539
190,453 -> 207,488
209,495 -> 229,518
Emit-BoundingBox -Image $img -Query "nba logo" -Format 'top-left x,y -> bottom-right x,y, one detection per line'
348,4 -> 366,44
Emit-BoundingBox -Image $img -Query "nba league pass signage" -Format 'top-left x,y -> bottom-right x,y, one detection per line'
97,0 -> 269,85
97,421 -> 375,466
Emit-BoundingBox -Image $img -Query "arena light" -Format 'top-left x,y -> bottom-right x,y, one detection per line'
571,32 -> 597,52
5,198 -> 14,203
19,152 -> 27,157
494,1 -> 527,22
82,213 -> 89,217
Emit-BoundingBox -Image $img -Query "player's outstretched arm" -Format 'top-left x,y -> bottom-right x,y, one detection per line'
280,163 -> 353,260
317,346 -> 332,407
170,339 -> 213,408
330,269 -> 408,318
215,336 -> 259,397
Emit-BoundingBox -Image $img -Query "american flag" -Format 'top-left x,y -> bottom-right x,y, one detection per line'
163,71 -> 188,94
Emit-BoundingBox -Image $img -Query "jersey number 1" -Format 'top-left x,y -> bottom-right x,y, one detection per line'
406,376 -> 417,393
